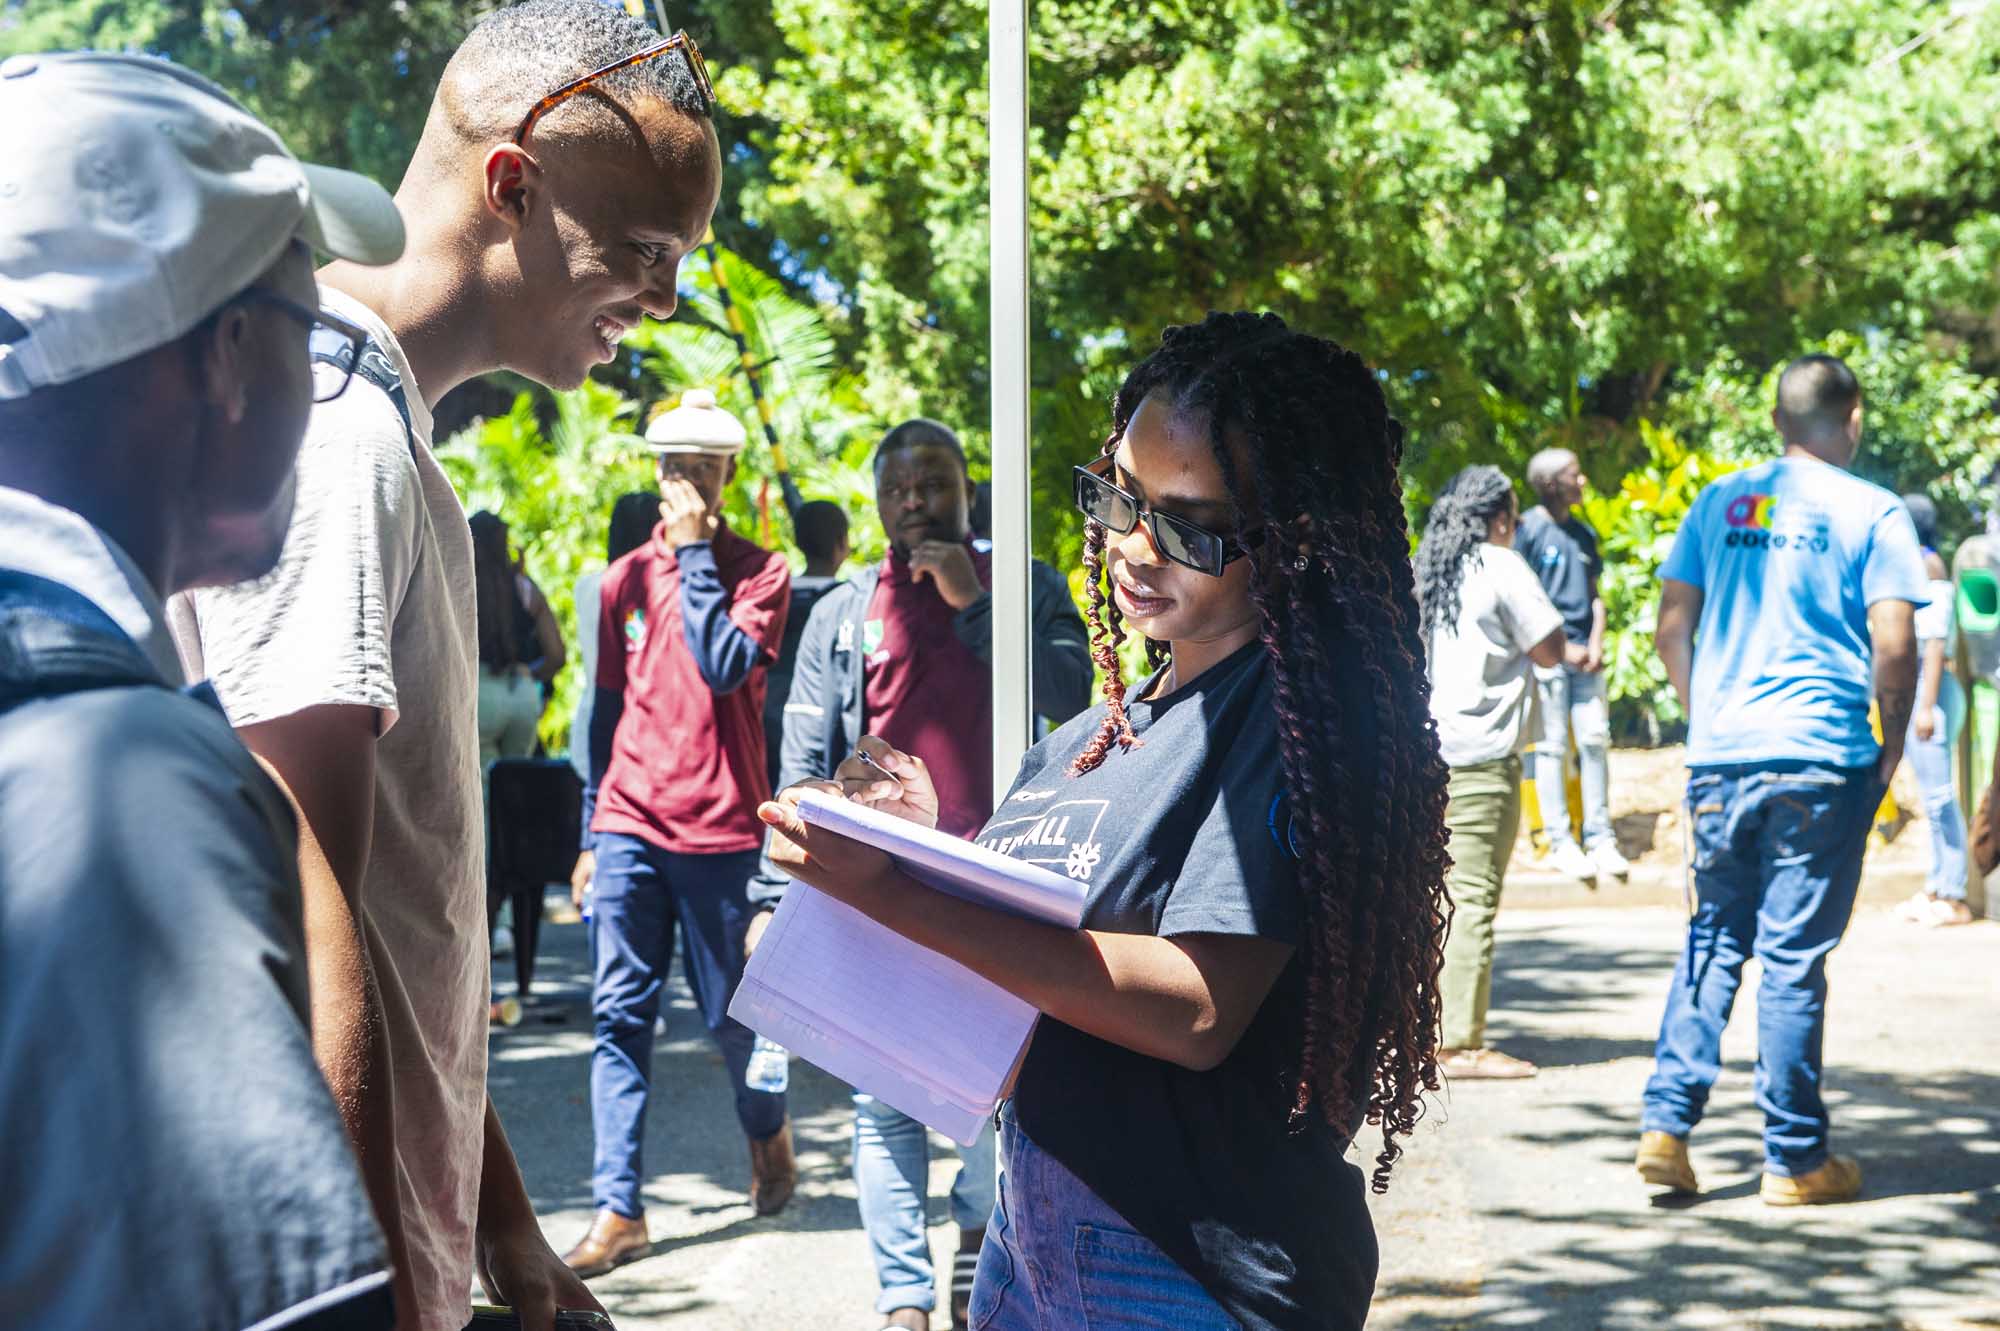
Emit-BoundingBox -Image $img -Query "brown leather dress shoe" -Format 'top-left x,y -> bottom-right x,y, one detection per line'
561,1208 -> 651,1278
749,1119 -> 797,1216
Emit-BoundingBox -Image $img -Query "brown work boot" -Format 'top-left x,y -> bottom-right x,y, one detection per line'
1761,1154 -> 1862,1207
749,1119 -> 797,1216
561,1208 -> 651,1277
1635,1131 -> 1699,1195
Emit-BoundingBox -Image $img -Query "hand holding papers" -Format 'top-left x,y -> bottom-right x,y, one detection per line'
733,786 -> 1088,1144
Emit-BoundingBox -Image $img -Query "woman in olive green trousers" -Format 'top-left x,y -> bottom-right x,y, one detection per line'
1414,466 -> 1567,1080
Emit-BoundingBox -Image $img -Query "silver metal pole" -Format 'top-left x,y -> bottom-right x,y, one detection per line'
989,0 -> 1033,795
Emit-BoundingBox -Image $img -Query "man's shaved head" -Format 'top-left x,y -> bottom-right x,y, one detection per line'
1525,447 -> 1578,500
433,0 -> 708,152
1774,354 -> 1862,449
337,0 -> 722,397
373,0 -> 722,392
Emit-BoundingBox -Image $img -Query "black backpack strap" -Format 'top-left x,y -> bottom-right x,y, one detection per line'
0,569 -> 164,713
311,324 -> 415,454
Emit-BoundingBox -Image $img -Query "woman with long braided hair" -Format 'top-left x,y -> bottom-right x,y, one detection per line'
1413,464 -> 1565,1081
760,311 -> 1449,1330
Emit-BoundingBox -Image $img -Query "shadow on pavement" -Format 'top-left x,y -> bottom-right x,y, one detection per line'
1379,1186 -> 2000,1328
1380,918 -> 2000,1328
1489,929 -> 1680,1016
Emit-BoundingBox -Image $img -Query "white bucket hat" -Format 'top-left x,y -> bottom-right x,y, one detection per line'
0,51 -> 405,399
645,388 -> 748,457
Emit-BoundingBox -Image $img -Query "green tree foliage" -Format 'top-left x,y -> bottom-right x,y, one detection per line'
12,0 -> 2000,730
712,0 -> 2000,530
440,381 -> 648,754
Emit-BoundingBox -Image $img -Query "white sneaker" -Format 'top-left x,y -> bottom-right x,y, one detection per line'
1591,841 -> 1632,880
1547,840 -> 1598,884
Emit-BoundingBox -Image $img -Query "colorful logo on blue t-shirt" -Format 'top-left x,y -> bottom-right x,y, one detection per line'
1721,492 -> 1829,553
1724,493 -> 1779,529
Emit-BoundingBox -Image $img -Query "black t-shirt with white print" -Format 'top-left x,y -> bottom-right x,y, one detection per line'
979,640 -> 1377,1331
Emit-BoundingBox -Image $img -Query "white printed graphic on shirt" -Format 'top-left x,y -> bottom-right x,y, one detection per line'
978,798 -> 1111,881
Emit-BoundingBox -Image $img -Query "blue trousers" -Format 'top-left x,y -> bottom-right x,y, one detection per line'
970,1101 -> 1237,1330
855,1093 -> 997,1314
589,834 -> 785,1218
1641,762 -> 1876,1176
1904,673 -> 1969,901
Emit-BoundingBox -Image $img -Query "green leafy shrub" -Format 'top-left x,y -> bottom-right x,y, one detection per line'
1577,420 -> 1750,739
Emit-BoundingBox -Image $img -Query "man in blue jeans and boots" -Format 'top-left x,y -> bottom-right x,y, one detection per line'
565,390 -> 795,1276
751,419 -> 1092,1330
1638,354 -> 1923,1206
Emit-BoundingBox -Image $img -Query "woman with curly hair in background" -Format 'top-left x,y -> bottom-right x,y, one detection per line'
1413,465 -> 1566,1081
760,311 -> 1451,1330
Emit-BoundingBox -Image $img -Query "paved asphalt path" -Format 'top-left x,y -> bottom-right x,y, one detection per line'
488,899 -> 2000,1330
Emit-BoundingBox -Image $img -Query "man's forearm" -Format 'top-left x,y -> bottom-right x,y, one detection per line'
240,713 -> 412,1324
1875,648 -> 1919,747
302,867 -> 408,1264
1658,633 -> 1694,710
260,760 -> 411,1318
1868,603 -> 1919,764
477,1095 -> 538,1237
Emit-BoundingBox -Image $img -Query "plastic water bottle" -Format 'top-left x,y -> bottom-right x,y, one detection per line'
746,1035 -> 789,1094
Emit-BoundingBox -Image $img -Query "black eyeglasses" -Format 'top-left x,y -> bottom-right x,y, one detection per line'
512,31 -> 715,146
234,288 -> 371,404
1073,455 -> 1261,577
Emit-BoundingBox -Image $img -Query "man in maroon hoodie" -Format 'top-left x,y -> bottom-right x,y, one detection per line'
565,389 -> 794,1276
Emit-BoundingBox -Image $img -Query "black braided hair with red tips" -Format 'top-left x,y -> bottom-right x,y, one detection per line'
1072,311 -> 1451,1192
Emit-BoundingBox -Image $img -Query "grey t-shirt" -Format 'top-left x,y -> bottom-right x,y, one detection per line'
984,642 -> 1376,1331
1426,543 -> 1564,767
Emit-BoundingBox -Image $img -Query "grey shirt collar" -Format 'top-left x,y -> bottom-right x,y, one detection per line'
0,485 -> 186,687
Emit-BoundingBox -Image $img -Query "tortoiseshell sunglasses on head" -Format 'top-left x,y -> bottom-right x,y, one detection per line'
511,31 -> 715,146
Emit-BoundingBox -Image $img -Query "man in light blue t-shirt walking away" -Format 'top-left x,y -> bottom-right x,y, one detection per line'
1635,354 -> 1924,1207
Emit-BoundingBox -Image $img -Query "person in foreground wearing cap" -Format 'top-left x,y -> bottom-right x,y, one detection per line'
563,389 -> 796,1274
0,52 -> 403,1329
168,2 -> 718,1326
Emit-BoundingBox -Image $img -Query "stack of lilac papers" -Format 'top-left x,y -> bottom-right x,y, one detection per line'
728,790 -> 1087,1144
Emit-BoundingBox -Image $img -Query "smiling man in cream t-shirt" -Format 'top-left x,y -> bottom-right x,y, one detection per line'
170,3 -> 724,1327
